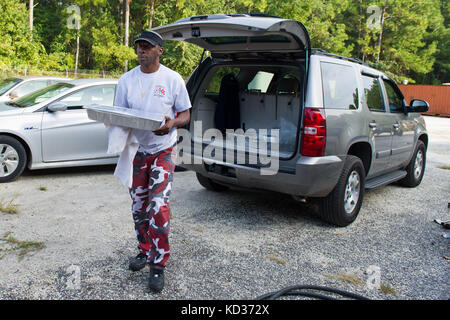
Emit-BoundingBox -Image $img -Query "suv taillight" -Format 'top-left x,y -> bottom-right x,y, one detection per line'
301,108 -> 326,157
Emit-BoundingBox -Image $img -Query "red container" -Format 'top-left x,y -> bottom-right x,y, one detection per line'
398,84 -> 450,117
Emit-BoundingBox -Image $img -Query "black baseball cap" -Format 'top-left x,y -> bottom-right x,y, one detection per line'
134,30 -> 164,47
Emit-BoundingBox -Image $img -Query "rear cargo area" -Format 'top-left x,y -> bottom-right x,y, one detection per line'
190,63 -> 304,162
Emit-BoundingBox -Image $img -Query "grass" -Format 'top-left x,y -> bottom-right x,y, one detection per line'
0,198 -> 20,214
0,231 -> 45,260
326,271 -> 398,296
194,227 -> 204,233
267,253 -> 287,265
380,283 -> 398,296
438,165 -> 450,170
325,271 -> 365,286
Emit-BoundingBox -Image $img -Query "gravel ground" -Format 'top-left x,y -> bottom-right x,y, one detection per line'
0,115 -> 448,300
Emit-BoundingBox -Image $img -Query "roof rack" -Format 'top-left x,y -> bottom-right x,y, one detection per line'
239,13 -> 282,18
311,48 -> 366,65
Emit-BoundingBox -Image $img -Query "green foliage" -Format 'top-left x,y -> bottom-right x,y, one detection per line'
0,0 -> 447,84
0,0 -> 38,66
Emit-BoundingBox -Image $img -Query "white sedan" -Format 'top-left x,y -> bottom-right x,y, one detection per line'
0,78 -> 119,182
0,76 -> 71,101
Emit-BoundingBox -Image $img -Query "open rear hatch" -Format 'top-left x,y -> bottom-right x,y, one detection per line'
153,14 -> 310,170
152,14 -> 310,59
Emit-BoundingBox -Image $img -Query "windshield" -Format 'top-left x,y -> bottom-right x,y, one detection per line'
0,78 -> 22,96
9,83 -> 74,108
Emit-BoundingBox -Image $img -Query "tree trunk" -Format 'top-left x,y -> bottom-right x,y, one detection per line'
124,0 -> 130,46
124,0 -> 131,72
357,0 -> 362,60
148,0 -> 156,29
75,31 -> 80,76
29,0 -> 33,42
376,6 -> 386,63
119,0 -> 123,40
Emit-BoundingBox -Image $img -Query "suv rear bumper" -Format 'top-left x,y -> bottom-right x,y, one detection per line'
181,155 -> 344,197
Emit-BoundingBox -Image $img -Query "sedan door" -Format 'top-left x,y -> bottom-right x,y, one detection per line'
41,84 -> 116,162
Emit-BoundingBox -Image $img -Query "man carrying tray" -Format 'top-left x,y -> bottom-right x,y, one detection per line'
113,30 -> 191,293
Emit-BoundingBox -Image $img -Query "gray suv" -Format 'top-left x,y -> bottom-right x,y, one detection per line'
154,14 -> 429,226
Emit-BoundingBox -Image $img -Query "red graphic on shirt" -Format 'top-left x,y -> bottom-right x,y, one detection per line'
153,85 -> 166,97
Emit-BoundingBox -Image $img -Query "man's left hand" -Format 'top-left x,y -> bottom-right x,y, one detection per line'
153,116 -> 174,136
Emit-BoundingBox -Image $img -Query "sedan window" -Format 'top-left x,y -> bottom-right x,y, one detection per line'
58,85 -> 116,109
14,80 -> 51,97
0,78 -> 22,96
10,83 -> 74,108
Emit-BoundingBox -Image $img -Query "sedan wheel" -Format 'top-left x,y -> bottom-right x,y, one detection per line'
0,136 -> 27,183
0,144 -> 20,177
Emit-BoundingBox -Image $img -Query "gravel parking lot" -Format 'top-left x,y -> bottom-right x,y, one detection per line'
0,115 -> 448,300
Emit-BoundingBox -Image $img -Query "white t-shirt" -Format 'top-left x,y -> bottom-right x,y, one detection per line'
114,64 -> 191,154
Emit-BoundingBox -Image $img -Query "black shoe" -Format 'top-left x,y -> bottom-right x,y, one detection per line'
129,253 -> 147,271
148,267 -> 164,293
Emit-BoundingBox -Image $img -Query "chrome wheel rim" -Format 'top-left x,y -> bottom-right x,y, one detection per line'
0,144 -> 19,178
414,149 -> 424,180
344,170 -> 361,214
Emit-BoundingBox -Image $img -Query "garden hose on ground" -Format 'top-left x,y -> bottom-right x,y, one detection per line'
255,284 -> 371,300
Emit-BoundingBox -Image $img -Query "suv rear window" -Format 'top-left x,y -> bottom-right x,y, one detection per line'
204,35 -> 290,45
383,80 -> 404,113
321,62 -> 358,110
362,75 -> 385,112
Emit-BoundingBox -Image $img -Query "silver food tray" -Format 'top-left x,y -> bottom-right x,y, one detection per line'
85,104 -> 163,130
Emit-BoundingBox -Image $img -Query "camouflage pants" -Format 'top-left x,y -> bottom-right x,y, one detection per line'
129,147 -> 175,268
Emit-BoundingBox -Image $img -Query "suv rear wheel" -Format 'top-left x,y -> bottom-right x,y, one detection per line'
318,155 -> 365,227
196,172 -> 229,192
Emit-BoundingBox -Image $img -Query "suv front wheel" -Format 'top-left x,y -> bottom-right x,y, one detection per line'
399,140 -> 426,187
318,155 -> 365,227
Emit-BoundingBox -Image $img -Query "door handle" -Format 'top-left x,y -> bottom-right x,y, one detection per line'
369,121 -> 377,129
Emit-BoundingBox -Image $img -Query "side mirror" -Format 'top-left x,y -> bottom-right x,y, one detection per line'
8,91 -> 18,99
407,99 -> 429,113
47,102 -> 68,112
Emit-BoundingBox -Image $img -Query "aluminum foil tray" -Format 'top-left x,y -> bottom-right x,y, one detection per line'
85,105 -> 163,130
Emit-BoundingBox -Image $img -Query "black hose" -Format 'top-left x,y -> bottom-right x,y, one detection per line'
255,284 -> 370,300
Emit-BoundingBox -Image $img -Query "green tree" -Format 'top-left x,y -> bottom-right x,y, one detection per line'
343,0 -> 443,83
265,0 -> 354,56
0,0 -> 42,68
427,0 -> 449,84
0,0 -> 447,84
